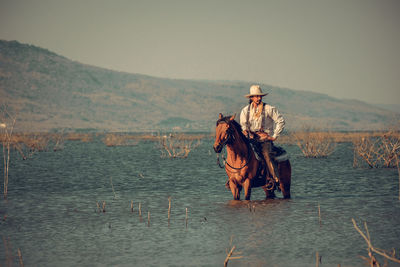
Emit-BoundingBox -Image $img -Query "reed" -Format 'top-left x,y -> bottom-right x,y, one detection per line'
131,200 -> 134,213
147,211 -> 150,227
139,202 -> 142,217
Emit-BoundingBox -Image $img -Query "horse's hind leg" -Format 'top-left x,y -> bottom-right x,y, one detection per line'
278,160 -> 291,199
229,179 -> 241,200
263,186 -> 276,199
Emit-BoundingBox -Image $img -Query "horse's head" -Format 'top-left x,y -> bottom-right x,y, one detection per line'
213,113 -> 236,153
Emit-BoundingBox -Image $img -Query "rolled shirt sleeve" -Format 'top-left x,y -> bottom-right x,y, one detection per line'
266,105 -> 285,139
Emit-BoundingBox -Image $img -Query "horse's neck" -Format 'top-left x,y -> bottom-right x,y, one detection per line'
226,131 -> 248,160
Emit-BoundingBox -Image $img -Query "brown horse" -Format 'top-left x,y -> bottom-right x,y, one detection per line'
213,113 -> 291,200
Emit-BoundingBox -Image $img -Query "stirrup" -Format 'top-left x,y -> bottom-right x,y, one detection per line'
276,180 -> 281,192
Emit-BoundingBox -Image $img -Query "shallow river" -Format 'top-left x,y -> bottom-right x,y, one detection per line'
1,137 -> 399,266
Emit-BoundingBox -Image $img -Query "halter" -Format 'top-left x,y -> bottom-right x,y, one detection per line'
215,120 -> 252,170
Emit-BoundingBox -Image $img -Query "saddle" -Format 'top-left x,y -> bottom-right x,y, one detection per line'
249,139 -> 288,163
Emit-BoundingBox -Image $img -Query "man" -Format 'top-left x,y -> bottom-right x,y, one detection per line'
239,84 -> 285,183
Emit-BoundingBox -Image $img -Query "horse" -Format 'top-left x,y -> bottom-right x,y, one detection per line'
213,113 -> 291,200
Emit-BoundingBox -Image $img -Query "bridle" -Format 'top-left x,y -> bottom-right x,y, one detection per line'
215,121 -> 252,170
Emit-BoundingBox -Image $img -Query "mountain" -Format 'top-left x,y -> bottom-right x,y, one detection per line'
374,103 -> 400,114
0,40 -> 398,132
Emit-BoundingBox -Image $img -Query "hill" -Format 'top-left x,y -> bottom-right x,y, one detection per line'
0,40 -> 398,132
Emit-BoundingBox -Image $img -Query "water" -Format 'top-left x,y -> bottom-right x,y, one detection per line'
1,138 -> 399,266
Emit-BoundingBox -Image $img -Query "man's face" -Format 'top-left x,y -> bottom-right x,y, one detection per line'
250,95 -> 262,105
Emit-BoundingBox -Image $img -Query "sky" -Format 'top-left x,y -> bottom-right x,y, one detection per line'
0,0 -> 399,105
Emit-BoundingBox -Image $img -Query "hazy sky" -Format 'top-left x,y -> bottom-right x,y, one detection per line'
1,0 -> 399,105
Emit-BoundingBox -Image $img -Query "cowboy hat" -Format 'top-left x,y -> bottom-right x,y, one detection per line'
244,85 -> 268,98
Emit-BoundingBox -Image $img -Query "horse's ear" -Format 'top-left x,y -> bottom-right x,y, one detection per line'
219,113 -> 223,120
229,114 -> 236,121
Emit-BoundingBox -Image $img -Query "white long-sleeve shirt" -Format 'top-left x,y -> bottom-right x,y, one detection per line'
239,103 -> 285,139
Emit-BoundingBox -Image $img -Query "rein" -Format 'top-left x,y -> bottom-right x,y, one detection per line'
217,145 -> 251,170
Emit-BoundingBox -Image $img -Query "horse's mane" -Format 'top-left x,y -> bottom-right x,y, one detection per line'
216,116 -> 249,146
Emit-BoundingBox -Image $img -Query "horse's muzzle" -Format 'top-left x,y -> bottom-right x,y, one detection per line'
213,144 -> 223,153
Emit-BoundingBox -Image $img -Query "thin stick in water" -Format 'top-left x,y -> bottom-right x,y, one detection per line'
168,197 -> 171,223
224,236 -> 243,267
110,177 -> 116,199
316,251 -> 320,267
147,211 -> 150,227
318,204 -> 322,226
131,200 -> 133,213
352,218 -> 400,264
18,248 -> 24,267
396,155 -> 400,201
185,207 -> 188,228
139,202 -> 142,217
224,245 -> 236,267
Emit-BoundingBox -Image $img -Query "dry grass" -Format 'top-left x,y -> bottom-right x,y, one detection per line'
278,131 -> 394,145
101,132 -> 206,148
102,133 -> 139,147
0,132 -> 66,159
65,132 -> 93,142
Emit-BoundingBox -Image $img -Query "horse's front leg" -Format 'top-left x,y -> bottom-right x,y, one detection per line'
243,179 -> 251,200
229,178 -> 241,200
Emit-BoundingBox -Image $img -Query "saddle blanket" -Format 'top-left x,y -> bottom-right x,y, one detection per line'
250,142 -> 289,163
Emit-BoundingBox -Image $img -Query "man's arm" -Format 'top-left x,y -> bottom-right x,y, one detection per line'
270,106 -> 285,139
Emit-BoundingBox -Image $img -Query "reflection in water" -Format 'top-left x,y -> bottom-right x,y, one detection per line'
0,140 -> 399,266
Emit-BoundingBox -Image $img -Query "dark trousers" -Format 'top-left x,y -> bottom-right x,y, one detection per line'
261,141 -> 279,182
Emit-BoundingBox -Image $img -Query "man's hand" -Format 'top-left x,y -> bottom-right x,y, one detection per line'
256,132 -> 276,141
243,130 -> 256,139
